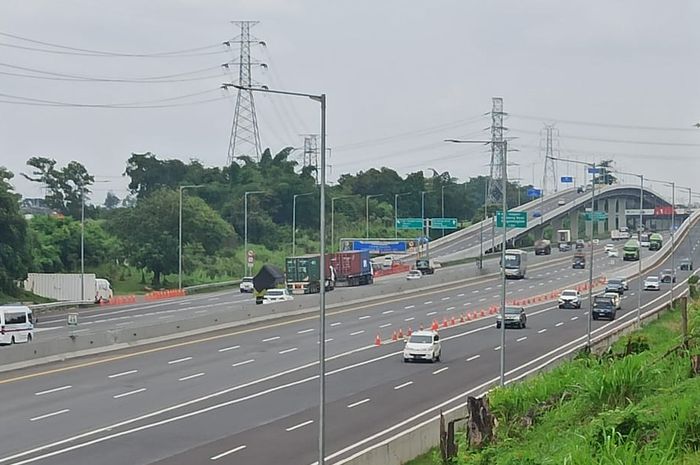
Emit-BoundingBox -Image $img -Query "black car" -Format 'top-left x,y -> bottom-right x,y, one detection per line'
604,279 -> 625,295
592,295 -> 617,320
572,255 -> 586,269
680,259 -> 694,271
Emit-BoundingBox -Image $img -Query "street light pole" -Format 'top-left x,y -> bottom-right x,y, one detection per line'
421,191 -> 428,258
548,155 -> 597,348
441,185 -> 445,237
394,193 -> 411,238
365,194 -> 383,239
179,185 -> 204,289
244,190 -> 265,277
293,192 -> 314,257
648,178 -> 678,312
80,186 -> 85,301
224,83 -> 328,465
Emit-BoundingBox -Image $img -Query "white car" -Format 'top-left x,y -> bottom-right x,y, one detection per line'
607,248 -> 619,258
406,270 -> 422,281
0,306 -> 34,345
558,289 -> 582,309
558,199 -> 566,206
604,244 -> 615,253
403,330 -> 441,363
239,277 -> 255,293
644,276 -> 660,291
603,292 -> 622,310
262,288 -> 294,304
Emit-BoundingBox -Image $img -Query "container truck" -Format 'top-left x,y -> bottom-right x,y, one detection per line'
23,273 -> 113,302
534,239 -> 551,255
649,233 -> 663,251
623,239 -> 640,261
285,254 -> 336,295
330,250 -> 373,287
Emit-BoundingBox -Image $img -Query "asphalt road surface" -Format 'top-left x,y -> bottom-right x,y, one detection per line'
1,222 -> 697,465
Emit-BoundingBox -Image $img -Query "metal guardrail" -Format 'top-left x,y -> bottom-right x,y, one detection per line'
183,280 -> 240,293
28,300 -> 93,312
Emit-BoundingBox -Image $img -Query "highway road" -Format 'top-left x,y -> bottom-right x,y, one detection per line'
30,248 -> 581,342
2,219 -> 698,465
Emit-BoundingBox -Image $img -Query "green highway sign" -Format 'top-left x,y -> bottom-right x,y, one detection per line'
430,217 -> 458,229
585,211 -> 608,221
396,217 -> 424,229
495,211 -> 528,228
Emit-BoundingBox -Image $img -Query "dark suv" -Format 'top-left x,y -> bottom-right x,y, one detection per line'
592,295 -> 617,320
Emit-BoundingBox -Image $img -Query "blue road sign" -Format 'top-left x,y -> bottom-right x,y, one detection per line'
527,188 -> 541,198
561,176 -> 573,183
587,167 -> 601,174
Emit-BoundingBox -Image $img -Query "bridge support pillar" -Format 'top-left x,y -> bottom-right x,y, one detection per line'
610,198 -> 626,233
570,210 -> 580,240
597,198 -> 607,238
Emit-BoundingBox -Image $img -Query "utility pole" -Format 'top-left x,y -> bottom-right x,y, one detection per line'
80,186 -> 85,301
226,21 -> 265,164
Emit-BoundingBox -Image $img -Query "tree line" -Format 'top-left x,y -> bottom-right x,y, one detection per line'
1,148 -> 544,297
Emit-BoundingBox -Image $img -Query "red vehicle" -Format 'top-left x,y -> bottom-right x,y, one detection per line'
331,251 -> 373,287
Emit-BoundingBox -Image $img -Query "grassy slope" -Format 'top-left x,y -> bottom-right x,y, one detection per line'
408,304 -> 700,465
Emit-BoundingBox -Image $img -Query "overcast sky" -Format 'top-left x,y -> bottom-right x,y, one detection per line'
1,0 -> 698,205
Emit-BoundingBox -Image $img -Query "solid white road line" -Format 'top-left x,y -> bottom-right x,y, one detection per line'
393,381 -> 413,390
350,330 -> 365,336
30,409 -> 70,422
538,329 -> 547,334
113,388 -> 146,399
286,420 -> 314,432
555,322 -> 564,327
108,370 -> 138,379
210,445 -> 246,461
34,385 -> 72,396
347,398 -> 371,409
466,355 -> 481,362
432,367 -> 449,375
158,315 -> 173,319
279,348 -> 299,355
516,336 -> 528,342
168,357 -> 192,365
262,336 -> 281,342
232,360 -> 254,367
297,328 -> 314,334
179,373 -> 205,382
217,345 -> 240,353
379,323 -> 392,328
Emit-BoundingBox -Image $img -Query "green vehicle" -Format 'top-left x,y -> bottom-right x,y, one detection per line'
649,233 -> 663,251
623,239 -> 640,261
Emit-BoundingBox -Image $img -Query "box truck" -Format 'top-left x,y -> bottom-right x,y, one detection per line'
23,273 -> 113,302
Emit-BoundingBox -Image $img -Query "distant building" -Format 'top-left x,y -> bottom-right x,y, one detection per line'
20,198 -> 55,219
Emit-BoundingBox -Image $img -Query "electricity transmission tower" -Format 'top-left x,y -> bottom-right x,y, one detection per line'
226,20 -> 265,165
487,97 -> 507,204
540,124 -> 559,195
302,134 -> 319,180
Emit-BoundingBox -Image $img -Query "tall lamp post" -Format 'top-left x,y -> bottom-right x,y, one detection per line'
179,184 -> 204,289
420,191 -> 429,259
365,194 -> 383,239
445,138 -> 508,386
223,82 -> 329,465
647,178 -> 677,310
548,155 -> 597,349
332,195 -> 354,253
394,192 -> 411,238
293,192 -> 314,257
244,190 -> 266,277
613,170 -> 644,325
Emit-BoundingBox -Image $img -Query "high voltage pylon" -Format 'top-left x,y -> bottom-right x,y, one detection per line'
540,124 -> 559,195
301,134 -> 319,181
488,97 -> 507,205
226,21 -> 266,165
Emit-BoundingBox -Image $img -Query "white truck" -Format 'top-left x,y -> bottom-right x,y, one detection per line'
611,227 -> 631,241
23,273 -> 113,303
557,229 -> 572,251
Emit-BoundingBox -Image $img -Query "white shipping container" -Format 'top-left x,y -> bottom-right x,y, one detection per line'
24,273 -> 97,302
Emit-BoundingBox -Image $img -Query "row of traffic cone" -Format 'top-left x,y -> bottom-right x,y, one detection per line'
145,289 -> 187,301
99,295 -> 137,306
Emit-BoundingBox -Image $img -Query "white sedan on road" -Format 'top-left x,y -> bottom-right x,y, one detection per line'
406,270 -> 423,281
262,288 -> 294,304
644,276 -> 660,291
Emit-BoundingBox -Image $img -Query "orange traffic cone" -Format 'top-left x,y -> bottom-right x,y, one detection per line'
391,331 -> 398,341
374,334 -> 381,346
398,327 -> 404,339
432,320 -> 439,331
407,327 -> 413,336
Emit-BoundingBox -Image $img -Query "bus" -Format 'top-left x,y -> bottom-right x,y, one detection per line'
501,249 -> 528,279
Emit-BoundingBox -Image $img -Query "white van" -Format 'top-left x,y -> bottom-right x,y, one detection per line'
0,306 -> 34,345
95,278 -> 113,303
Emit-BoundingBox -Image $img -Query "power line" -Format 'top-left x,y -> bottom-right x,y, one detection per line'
510,128 -> 700,147
0,89 -> 226,108
0,30 -> 229,57
509,113 -> 697,132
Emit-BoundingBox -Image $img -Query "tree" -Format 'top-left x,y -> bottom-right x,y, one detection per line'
104,191 -> 121,210
594,160 -> 618,185
109,189 -> 233,286
0,168 -> 31,296
21,157 -> 94,218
